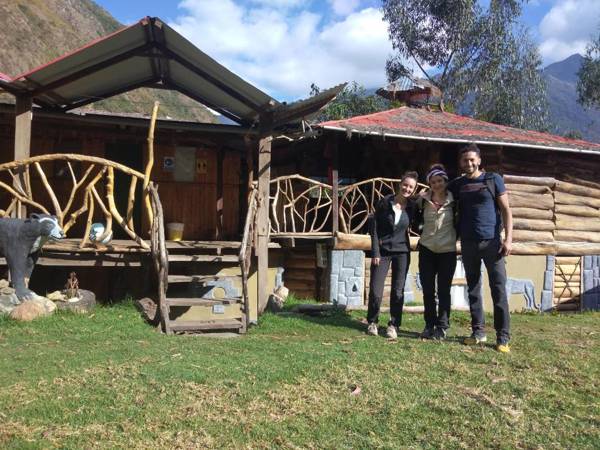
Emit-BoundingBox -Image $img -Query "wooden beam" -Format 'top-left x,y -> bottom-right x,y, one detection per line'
14,95 -> 32,218
216,148 -> 224,239
256,128 -> 272,314
329,136 -> 339,234
14,95 -> 32,161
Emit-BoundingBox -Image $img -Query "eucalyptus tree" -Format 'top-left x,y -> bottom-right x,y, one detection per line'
382,0 -> 549,131
577,31 -> 600,109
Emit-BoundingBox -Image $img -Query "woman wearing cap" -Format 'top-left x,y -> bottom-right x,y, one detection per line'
367,171 -> 419,339
416,164 -> 457,340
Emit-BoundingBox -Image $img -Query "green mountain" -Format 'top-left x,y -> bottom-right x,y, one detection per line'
0,0 -> 216,123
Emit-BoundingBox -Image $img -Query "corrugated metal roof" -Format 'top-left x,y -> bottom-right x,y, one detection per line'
319,107 -> 600,155
1,17 -> 279,125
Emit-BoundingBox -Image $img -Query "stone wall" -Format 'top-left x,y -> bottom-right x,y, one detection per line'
329,250 -> 363,306
582,255 -> 600,311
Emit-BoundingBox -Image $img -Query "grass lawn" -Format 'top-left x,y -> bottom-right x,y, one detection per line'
0,302 -> 598,449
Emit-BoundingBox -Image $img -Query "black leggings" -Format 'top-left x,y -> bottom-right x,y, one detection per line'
367,251 -> 409,327
418,245 -> 457,330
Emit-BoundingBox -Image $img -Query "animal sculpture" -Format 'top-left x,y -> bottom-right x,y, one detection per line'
0,214 -> 65,299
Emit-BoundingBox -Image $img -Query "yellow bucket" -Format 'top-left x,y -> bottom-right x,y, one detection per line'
166,222 -> 184,241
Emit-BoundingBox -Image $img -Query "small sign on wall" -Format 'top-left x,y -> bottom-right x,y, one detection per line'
163,156 -> 175,172
196,158 -> 208,174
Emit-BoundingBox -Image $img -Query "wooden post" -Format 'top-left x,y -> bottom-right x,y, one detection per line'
256,131 -> 272,314
14,95 -> 33,218
330,137 -> 339,234
216,148 -> 224,239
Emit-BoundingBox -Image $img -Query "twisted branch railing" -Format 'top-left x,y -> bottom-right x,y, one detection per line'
0,154 -> 150,249
239,185 -> 258,329
269,175 -> 428,236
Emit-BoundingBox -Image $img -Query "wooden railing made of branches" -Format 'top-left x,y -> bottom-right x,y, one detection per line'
0,154 -> 152,249
269,175 -> 428,236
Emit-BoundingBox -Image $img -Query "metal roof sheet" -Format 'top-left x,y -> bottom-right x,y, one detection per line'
1,17 -> 279,125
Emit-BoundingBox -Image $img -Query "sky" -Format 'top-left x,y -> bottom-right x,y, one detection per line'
94,0 -> 600,101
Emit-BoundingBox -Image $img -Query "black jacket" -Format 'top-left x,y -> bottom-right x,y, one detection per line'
369,194 -> 416,258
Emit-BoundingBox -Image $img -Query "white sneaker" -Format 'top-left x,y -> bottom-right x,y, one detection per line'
386,325 -> 398,339
367,322 -> 378,336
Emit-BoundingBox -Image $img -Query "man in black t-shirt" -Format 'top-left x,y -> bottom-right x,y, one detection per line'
448,143 -> 513,353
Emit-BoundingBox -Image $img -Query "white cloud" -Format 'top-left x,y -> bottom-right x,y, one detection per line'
171,1 -> 394,100
328,0 -> 361,16
539,0 -> 600,63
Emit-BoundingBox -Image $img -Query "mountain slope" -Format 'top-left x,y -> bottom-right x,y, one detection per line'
542,54 -> 600,142
0,0 -> 215,123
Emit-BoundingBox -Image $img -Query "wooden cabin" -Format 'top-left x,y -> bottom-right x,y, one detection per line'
0,17 -> 342,333
266,107 -> 600,312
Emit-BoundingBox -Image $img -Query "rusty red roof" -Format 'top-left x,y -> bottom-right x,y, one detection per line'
319,107 -> 600,154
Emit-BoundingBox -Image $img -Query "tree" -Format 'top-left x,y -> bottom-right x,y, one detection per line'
310,82 -> 389,122
577,31 -> 600,109
382,0 -> 549,131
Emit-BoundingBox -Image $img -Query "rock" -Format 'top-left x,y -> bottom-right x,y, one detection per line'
0,279 -> 9,289
32,297 -> 57,314
10,301 -> 47,321
47,290 -> 66,301
0,286 -> 15,295
267,293 -> 285,312
274,285 -> 289,300
54,289 -> 96,313
0,292 -> 20,314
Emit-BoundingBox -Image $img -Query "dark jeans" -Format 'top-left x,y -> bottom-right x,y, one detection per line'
367,251 -> 409,327
418,245 -> 457,330
461,239 -> 510,341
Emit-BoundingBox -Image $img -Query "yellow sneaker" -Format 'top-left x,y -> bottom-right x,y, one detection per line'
496,343 -> 511,353
463,333 -> 487,345
496,339 -> 511,353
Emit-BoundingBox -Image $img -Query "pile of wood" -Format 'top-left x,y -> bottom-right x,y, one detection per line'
505,174 -> 556,243
553,178 -> 600,244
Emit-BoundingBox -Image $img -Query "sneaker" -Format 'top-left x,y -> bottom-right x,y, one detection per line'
367,322 -> 378,336
463,333 -> 487,345
433,328 -> 447,341
496,338 -> 511,353
420,327 -> 435,339
386,325 -> 398,339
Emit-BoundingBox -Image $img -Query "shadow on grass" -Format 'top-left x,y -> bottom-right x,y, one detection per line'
276,309 -> 367,332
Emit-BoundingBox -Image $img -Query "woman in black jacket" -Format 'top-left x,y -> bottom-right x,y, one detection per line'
367,171 -> 419,339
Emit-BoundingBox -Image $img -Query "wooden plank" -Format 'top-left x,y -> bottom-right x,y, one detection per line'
503,175 -> 556,187
215,148 -> 224,239
555,215 -> 600,232
555,256 -> 582,265
554,230 -> 600,243
13,95 -> 33,218
505,184 -> 552,194
167,297 -> 241,306
511,207 -> 554,220
14,95 -> 32,161
509,192 -> 554,210
0,255 -> 145,267
330,136 -> 339,234
169,319 -> 243,331
554,204 -> 599,218
513,218 -> 555,232
555,180 -> 600,198
555,191 -> 600,209
256,133 -> 272,314
168,254 -> 239,262
512,230 -> 555,242
167,274 -> 241,283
